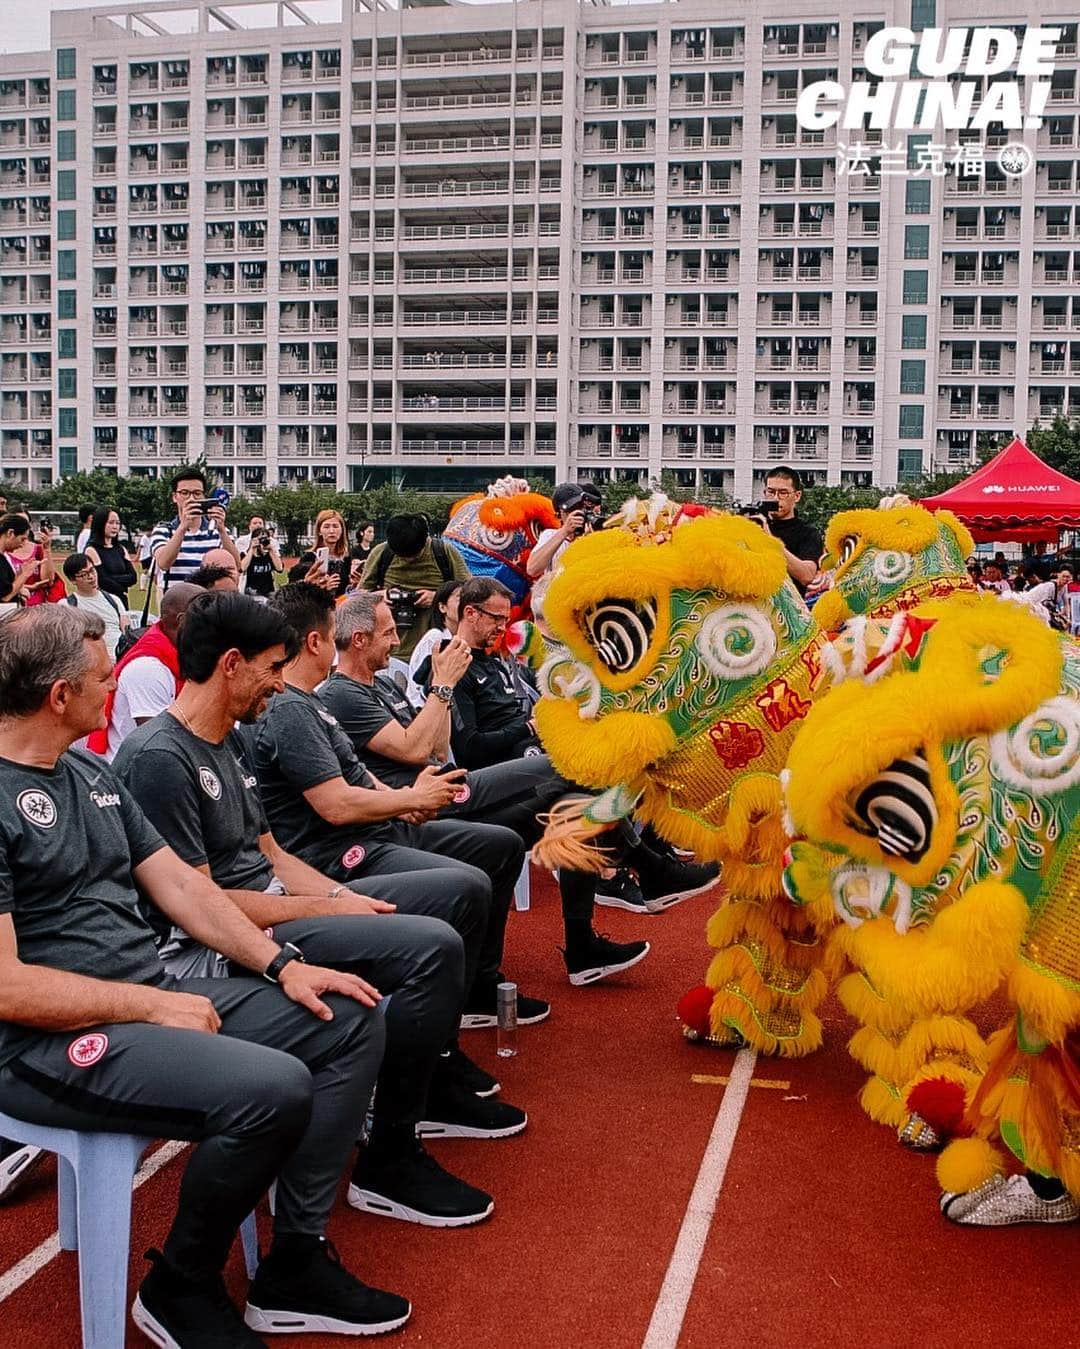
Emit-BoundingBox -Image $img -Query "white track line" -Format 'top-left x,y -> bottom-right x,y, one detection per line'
642,1047 -> 758,1349
0,1139 -> 187,1305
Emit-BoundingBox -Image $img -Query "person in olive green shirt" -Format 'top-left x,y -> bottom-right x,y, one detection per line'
359,514 -> 470,660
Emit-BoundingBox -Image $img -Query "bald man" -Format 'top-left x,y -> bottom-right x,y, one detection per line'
197,548 -> 240,590
99,582 -> 202,761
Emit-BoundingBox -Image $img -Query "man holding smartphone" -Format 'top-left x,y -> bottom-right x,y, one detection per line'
150,468 -> 240,591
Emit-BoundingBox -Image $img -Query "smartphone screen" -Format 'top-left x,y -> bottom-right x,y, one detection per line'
314,546 -> 330,566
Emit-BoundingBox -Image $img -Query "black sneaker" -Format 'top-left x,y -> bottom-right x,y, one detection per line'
417,1076 -> 528,1140
594,868 -> 650,913
0,1138 -> 45,1202
460,987 -> 551,1030
638,858 -> 719,913
132,1248 -> 264,1348
245,1235 -> 410,1337
564,933 -> 650,986
348,1143 -> 494,1227
440,1045 -> 500,1097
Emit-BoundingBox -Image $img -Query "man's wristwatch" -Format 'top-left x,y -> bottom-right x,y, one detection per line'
263,942 -> 305,984
431,684 -> 455,704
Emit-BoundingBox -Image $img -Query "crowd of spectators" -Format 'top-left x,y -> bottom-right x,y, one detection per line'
0,467 -> 720,1345
0,462 -> 1075,1343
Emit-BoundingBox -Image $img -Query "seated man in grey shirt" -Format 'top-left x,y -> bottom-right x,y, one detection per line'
0,605 -> 411,1341
114,590 -> 514,1229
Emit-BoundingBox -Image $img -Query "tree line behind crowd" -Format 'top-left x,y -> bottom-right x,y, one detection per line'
4,417 -> 1078,549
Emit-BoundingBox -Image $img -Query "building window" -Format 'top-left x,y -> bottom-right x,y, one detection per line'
59,446 -> 77,477
911,0 -> 936,30
903,269 -> 928,304
904,225 -> 930,259
902,314 -> 927,349
898,447 -> 923,478
906,134 -> 930,169
57,89 -> 77,121
899,405 -> 925,439
57,48 -> 77,80
56,209 -> 76,240
905,179 -> 931,214
57,289 -> 76,319
58,329 -> 76,358
57,130 -> 76,161
58,408 -> 77,439
57,249 -> 76,280
899,359 -> 925,394
57,170 -> 76,201
58,369 -> 77,400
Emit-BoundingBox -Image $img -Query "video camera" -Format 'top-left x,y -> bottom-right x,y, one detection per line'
562,491 -> 605,538
738,500 -> 781,526
386,585 -> 421,633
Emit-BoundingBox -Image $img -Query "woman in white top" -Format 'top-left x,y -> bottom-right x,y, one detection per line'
405,579 -> 464,708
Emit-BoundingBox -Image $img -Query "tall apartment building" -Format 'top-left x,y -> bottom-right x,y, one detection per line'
1,0 -> 1079,500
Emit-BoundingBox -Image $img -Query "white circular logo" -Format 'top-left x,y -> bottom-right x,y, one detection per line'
871,551 -> 914,587
342,844 -> 366,869
17,789 -> 57,829
997,143 -> 1032,177
68,1032 -> 109,1068
695,605 -> 777,683
198,767 -> 222,800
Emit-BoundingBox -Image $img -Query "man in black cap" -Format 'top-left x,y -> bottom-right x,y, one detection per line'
525,481 -> 604,581
360,514 -> 470,661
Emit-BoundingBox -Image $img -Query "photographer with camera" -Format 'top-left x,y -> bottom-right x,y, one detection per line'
241,527 -> 283,599
743,467 -> 822,595
150,468 -> 240,591
360,513 -> 470,661
526,481 -> 604,581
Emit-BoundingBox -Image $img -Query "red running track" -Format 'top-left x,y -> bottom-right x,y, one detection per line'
0,870 -> 1077,1347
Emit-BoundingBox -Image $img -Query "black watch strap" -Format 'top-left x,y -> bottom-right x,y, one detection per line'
263,941 -> 305,984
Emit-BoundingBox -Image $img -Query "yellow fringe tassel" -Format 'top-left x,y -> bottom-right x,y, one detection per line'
858,1074 -> 908,1128
530,797 -> 616,874
708,986 -> 824,1058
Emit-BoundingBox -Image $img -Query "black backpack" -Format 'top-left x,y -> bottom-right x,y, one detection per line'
369,536 -> 454,590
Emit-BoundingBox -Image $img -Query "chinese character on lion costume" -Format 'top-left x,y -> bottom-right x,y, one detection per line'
783,591 -> 1080,1220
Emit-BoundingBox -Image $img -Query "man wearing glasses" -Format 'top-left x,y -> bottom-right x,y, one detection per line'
61,553 -> 130,658
150,468 -> 240,591
444,579 -> 543,768
759,466 -> 823,595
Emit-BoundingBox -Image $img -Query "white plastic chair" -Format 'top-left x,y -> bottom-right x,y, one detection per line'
0,1110 -> 258,1349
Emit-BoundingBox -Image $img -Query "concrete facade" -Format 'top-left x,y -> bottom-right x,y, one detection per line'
1,0 -> 1078,498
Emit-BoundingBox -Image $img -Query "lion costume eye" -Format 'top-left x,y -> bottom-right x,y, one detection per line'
838,535 -> 859,566
584,598 -> 657,675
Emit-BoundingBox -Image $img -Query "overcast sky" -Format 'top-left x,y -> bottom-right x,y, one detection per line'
3,1 -> 88,55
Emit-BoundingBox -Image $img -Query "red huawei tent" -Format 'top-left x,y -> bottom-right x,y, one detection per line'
920,437 -> 1080,542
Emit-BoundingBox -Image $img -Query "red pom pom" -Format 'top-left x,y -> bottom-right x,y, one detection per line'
906,1076 -> 968,1137
677,985 -> 714,1036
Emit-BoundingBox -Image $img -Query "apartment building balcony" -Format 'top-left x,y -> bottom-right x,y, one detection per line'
841,430 -> 875,463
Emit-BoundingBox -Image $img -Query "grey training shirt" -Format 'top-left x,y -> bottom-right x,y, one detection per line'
0,749 -> 167,1068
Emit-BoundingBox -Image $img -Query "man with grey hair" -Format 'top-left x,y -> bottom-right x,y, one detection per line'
323,592 -> 648,1004
0,605 -> 412,1340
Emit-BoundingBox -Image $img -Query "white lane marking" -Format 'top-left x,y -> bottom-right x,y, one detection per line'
0,1139 -> 188,1305
641,1047 -> 758,1349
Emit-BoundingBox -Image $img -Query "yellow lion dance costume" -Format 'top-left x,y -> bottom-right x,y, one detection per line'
784,592 -> 1080,1223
